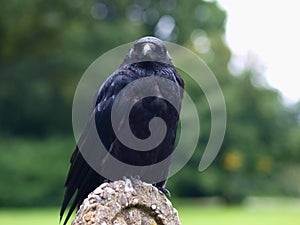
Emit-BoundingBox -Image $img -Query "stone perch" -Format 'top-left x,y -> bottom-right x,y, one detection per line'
71,178 -> 182,225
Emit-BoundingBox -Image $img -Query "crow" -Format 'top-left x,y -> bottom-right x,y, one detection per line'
60,36 -> 184,224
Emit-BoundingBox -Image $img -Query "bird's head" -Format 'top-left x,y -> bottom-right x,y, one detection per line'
122,36 -> 172,66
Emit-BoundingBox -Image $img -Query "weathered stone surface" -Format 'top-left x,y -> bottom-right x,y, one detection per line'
71,178 -> 181,225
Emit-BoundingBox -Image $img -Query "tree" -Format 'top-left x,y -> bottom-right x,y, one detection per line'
1,0 -> 299,206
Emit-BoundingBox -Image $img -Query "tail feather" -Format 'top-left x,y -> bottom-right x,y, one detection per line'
60,149 -> 105,225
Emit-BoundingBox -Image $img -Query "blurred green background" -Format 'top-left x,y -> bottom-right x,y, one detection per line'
0,0 -> 299,224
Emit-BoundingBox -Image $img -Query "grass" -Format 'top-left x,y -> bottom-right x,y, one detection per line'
1,200 -> 300,225
0,208 -> 59,225
179,204 -> 300,225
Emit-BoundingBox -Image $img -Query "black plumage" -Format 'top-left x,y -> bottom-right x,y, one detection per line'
60,37 -> 184,225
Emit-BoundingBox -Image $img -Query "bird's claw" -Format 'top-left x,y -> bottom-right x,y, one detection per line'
103,179 -> 111,183
156,186 -> 171,197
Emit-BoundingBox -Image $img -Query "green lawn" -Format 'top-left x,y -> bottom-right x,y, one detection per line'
179,204 -> 300,225
0,208 -> 59,225
0,203 -> 299,225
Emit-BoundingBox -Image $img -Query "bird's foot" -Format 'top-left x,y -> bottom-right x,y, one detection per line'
123,175 -> 141,185
130,175 -> 141,186
103,179 -> 111,183
122,176 -> 128,182
156,186 -> 171,197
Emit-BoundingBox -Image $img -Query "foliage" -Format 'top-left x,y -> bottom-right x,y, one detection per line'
0,137 -> 73,206
0,0 -> 230,136
0,0 -> 299,207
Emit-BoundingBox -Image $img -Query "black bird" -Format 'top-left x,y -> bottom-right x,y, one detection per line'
60,36 -> 184,224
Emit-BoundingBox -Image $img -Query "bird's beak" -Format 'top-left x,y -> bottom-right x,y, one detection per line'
143,43 -> 153,57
